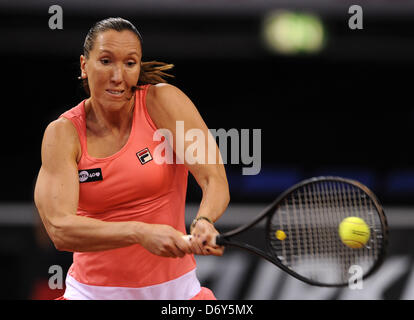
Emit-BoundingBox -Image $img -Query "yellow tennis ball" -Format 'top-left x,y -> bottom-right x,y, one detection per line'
275,230 -> 287,241
338,217 -> 370,249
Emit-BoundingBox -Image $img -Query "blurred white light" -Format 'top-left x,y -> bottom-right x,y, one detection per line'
262,10 -> 326,55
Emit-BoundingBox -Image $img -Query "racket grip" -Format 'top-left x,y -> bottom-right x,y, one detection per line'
215,234 -> 226,246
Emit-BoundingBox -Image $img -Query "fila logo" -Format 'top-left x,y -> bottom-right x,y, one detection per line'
136,148 -> 153,165
78,168 -> 103,183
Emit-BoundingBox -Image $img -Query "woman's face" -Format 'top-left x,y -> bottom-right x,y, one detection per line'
80,29 -> 142,111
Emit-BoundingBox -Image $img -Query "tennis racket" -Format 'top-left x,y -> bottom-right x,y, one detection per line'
186,176 -> 388,287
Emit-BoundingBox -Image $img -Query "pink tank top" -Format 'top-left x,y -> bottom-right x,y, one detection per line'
59,85 -> 198,299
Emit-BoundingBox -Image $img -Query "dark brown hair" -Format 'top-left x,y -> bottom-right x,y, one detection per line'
81,17 -> 174,95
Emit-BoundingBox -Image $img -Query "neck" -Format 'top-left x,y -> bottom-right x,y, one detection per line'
85,94 -> 135,134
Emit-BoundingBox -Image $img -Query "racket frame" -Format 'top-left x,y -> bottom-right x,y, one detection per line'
216,176 -> 389,287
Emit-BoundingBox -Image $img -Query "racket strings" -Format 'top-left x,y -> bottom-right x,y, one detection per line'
267,180 -> 384,285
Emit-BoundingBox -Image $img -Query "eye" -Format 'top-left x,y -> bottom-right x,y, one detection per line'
100,58 -> 110,65
126,61 -> 136,67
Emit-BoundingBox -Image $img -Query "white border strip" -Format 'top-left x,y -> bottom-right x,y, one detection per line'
64,269 -> 201,300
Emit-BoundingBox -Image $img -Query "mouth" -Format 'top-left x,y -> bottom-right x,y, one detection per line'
106,89 -> 125,97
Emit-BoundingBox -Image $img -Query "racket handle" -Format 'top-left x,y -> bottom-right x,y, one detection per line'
215,234 -> 227,246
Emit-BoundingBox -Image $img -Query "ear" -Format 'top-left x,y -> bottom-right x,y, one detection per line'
80,55 -> 87,79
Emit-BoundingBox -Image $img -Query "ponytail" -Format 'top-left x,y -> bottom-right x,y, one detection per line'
137,61 -> 174,86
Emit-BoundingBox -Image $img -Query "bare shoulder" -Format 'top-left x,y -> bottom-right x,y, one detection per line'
43,117 -> 79,148
42,117 -> 81,164
147,83 -> 185,99
147,83 -> 191,110
146,83 -> 199,128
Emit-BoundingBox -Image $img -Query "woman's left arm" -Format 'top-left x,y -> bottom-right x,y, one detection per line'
146,83 -> 230,256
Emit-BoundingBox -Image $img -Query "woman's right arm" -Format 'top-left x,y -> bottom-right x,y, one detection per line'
34,118 -> 191,257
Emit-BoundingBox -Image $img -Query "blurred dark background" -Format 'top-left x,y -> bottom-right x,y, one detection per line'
0,0 -> 414,299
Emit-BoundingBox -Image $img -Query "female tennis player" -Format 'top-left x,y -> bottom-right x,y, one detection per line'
34,17 -> 229,300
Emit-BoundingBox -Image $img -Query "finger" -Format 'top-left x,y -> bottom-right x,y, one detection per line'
181,235 -> 198,254
163,239 -> 185,258
181,235 -> 200,255
195,240 -> 205,255
187,231 -> 223,256
196,234 -> 217,255
186,234 -> 204,255
172,240 -> 188,257
204,245 -> 224,256
198,232 -> 219,249
192,236 -> 206,255
174,246 -> 186,258
182,235 -> 192,243
160,250 -> 174,258
175,236 -> 192,254
202,234 -> 217,247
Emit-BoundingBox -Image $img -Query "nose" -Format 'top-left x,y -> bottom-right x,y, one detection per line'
110,63 -> 123,84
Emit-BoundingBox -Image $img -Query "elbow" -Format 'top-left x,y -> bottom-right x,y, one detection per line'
49,225 -> 66,251
45,217 -> 71,252
34,203 -> 73,252
51,235 -> 66,252
34,203 -> 67,251
52,241 -> 65,252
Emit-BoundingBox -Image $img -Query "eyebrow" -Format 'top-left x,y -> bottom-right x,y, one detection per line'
99,49 -> 140,56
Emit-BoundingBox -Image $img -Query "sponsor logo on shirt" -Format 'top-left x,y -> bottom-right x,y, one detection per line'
78,168 -> 103,183
136,148 -> 153,165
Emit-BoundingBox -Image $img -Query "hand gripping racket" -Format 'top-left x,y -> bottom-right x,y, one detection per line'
188,176 -> 388,287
